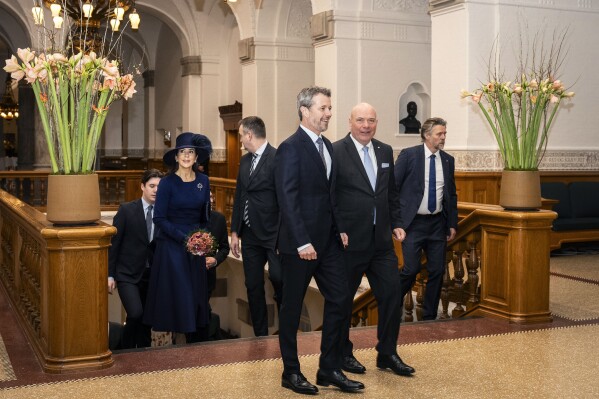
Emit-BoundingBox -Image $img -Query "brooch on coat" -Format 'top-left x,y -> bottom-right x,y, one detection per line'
197,183 -> 203,190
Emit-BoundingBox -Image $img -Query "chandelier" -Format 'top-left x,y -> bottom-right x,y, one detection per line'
0,75 -> 18,120
31,1 -> 141,55
32,1 -> 140,32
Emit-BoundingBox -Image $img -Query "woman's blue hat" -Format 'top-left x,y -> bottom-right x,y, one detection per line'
163,132 -> 212,167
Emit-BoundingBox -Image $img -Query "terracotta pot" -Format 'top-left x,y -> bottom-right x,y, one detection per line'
499,170 -> 541,210
46,174 -> 101,225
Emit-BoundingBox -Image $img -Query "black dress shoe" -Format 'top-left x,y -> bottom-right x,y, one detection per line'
376,353 -> 415,376
342,355 -> 366,374
282,373 -> 319,395
316,369 -> 365,392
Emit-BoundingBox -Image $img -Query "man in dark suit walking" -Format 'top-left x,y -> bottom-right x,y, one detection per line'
230,116 -> 282,337
108,169 -> 164,349
394,117 -> 458,320
275,86 -> 364,395
333,103 -> 415,377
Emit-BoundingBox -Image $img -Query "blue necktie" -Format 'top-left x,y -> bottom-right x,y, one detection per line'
363,146 -> 376,224
428,154 -> 436,214
362,146 -> 376,190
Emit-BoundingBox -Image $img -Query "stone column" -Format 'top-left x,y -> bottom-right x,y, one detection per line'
143,70 -> 158,159
239,37 -> 314,145
17,82 -> 35,170
180,56 -> 202,134
310,3 -> 431,146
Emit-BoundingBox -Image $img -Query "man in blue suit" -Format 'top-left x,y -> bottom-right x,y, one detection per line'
394,117 -> 458,320
275,86 -> 364,395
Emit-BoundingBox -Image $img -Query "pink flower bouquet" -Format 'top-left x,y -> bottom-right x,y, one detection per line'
186,230 -> 218,256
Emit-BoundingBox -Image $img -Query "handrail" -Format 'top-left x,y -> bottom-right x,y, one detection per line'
0,171 -> 238,224
0,189 -> 115,372
350,202 -> 557,326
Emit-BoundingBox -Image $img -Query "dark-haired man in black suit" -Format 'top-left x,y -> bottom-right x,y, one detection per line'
231,115 -> 282,337
333,102 -> 415,377
394,117 -> 458,321
275,86 -> 364,395
108,169 -> 164,349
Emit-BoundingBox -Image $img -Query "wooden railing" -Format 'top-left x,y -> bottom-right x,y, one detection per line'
0,171 -> 238,226
0,170 -> 142,211
350,202 -> 557,326
0,172 -> 238,372
0,190 -> 115,373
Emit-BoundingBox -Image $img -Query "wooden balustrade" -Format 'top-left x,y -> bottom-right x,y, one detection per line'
0,172 -> 237,373
0,190 -> 116,373
210,177 -> 237,229
0,171 -> 143,211
0,171 -> 238,226
350,202 -> 557,326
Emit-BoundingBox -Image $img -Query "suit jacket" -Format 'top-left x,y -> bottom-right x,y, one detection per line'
332,134 -> 401,251
393,144 -> 458,233
231,143 -> 279,245
275,127 -> 337,255
207,210 -> 230,295
108,199 -> 153,284
210,210 -> 230,266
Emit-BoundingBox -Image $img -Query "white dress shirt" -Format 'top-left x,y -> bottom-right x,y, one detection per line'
251,141 -> 268,168
300,125 -> 332,179
417,144 -> 444,215
349,134 -> 378,179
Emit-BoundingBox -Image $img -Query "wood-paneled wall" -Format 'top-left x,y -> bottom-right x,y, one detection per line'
455,170 -> 599,206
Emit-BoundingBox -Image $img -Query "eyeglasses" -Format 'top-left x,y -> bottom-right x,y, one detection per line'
178,149 -> 196,156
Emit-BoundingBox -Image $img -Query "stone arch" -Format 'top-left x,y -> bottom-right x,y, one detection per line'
137,0 -> 195,57
225,0 -> 256,40
0,1 -> 33,51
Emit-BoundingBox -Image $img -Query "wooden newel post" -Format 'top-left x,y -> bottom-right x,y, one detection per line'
40,224 -> 116,373
474,209 -> 557,323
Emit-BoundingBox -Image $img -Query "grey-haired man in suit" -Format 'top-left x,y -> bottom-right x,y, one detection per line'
394,117 -> 458,321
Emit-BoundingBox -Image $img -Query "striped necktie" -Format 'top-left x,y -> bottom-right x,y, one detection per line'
243,154 -> 258,227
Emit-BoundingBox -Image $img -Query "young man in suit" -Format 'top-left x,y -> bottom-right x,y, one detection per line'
333,103 -> 415,376
394,117 -> 458,320
108,169 -> 164,349
230,116 -> 282,337
275,86 -> 364,395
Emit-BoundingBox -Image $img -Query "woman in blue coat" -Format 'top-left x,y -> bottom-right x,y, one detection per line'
144,132 -> 212,340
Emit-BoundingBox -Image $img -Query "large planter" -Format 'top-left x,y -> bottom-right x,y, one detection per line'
46,174 -> 101,225
499,170 -> 542,210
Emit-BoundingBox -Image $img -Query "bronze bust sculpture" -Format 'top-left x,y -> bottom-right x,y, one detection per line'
399,101 -> 421,134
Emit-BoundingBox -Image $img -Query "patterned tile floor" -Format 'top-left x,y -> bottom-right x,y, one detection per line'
1,254 -> 598,394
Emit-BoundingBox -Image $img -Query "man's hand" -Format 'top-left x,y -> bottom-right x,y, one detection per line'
393,228 -> 406,242
206,257 -> 217,269
231,232 -> 241,258
447,228 -> 457,242
108,277 -> 116,294
299,244 -> 317,260
340,233 -> 348,248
